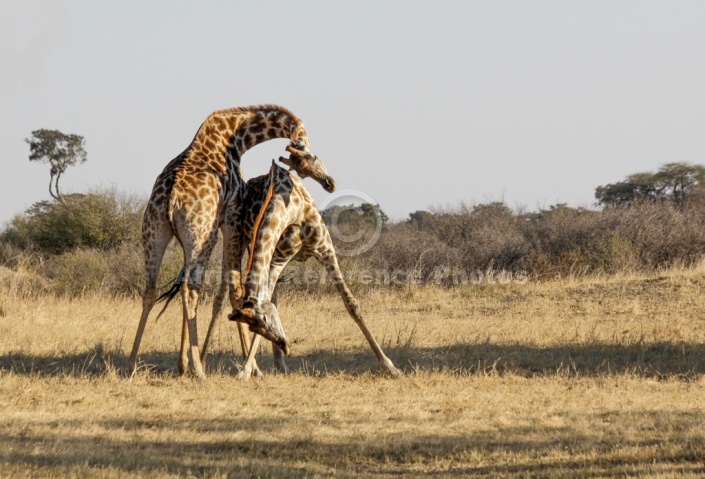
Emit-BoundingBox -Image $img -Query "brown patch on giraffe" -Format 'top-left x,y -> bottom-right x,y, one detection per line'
227,116 -> 238,132
213,116 -> 227,132
249,121 -> 266,135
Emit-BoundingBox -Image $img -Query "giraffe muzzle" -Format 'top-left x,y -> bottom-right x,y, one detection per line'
278,339 -> 291,356
320,175 -> 336,193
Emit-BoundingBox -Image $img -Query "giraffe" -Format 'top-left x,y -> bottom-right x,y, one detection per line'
220,161 -> 402,378
129,105 -> 336,379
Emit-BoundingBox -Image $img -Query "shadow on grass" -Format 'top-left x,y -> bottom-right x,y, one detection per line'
1,339 -> 704,379
0,411 -> 703,477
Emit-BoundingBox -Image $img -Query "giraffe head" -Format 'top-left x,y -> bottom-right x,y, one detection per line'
229,300 -> 290,356
279,141 -> 336,193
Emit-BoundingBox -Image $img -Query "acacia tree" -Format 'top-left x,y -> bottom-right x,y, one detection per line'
595,162 -> 705,208
25,129 -> 87,201
321,203 -> 388,229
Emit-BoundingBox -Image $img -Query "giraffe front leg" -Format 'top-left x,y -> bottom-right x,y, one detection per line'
201,277 -> 224,363
265,249 -> 296,374
269,284 -> 289,374
320,250 -> 402,377
230,272 -> 263,378
238,333 -> 262,380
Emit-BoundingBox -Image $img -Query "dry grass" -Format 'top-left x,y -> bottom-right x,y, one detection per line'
1,266 -> 705,477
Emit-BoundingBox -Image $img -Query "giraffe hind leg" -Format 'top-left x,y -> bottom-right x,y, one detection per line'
179,262 -> 209,379
201,276 -> 226,363
129,221 -> 173,376
129,285 -> 157,376
202,228 -> 239,362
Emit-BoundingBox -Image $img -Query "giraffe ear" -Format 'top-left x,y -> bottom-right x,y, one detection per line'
278,155 -> 298,174
291,139 -> 305,150
280,153 -> 301,166
272,156 -> 294,171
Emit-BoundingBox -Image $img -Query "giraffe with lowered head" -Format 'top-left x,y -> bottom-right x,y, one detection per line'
129,105 -> 336,379
218,161 -> 401,378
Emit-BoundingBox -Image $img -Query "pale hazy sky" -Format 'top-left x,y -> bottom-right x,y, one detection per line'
1,1 -> 704,225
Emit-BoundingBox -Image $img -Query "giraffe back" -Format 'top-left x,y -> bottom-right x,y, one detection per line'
242,162 -> 326,253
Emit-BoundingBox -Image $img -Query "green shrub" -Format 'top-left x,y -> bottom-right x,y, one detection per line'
1,188 -> 143,256
42,242 -> 184,296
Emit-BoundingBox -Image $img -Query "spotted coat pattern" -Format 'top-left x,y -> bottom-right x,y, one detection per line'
129,105 -> 335,379
220,162 -> 401,378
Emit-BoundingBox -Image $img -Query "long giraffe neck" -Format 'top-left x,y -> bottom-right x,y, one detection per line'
231,108 -> 309,157
188,105 -> 309,172
243,166 -> 293,303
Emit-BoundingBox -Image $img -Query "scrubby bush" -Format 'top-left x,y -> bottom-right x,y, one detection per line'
40,236 -> 229,298
361,201 -> 705,282
3,177 -> 705,298
43,244 -> 140,296
1,188 -> 143,256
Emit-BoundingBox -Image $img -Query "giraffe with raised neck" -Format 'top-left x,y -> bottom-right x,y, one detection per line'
220,161 -> 401,378
129,105 -> 336,379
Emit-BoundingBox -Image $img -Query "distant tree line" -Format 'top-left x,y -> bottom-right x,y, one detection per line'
2,159 -> 705,296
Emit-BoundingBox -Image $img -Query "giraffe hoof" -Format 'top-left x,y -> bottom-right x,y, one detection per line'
382,360 -> 403,377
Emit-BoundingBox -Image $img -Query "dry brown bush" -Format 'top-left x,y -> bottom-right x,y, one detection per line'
3,192 -> 705,297
367,201 -> 705,283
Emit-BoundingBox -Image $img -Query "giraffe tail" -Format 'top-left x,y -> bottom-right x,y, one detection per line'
154,266 -> 186,321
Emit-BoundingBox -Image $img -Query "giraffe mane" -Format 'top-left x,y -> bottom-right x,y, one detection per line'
210,104 -> 302,124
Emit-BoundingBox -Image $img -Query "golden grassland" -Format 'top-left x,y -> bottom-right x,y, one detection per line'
1,266 -> 705,478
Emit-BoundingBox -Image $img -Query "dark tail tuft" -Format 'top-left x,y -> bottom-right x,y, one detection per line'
155,267 -> 186,321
